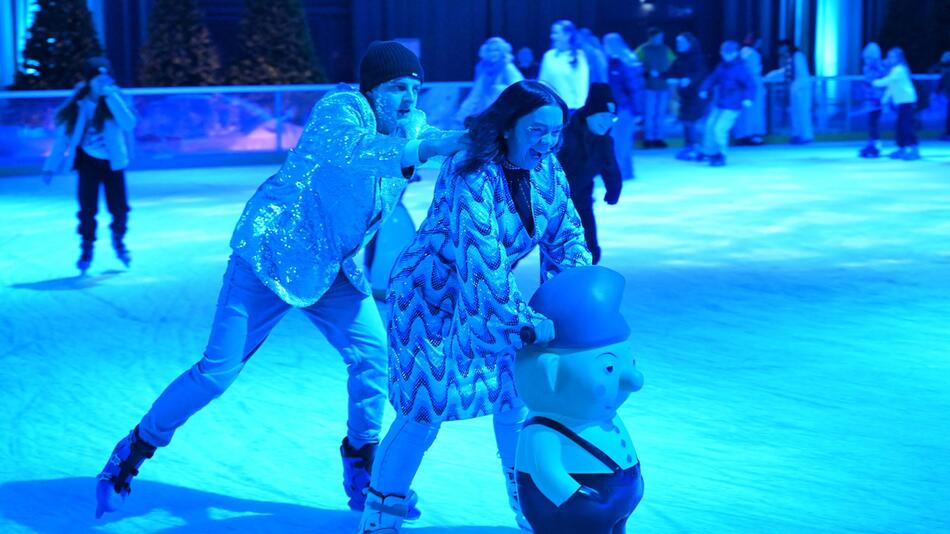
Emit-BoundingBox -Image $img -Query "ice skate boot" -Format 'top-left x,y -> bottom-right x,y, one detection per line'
113,234 -> 131,267
341,438 -> 421,520
77,241 -> 93,274
709,153 -> 726,167
859,144 -> 880,158
902,145 -> 920,161
358,487 -> 418,534
503,466 -> 533,531
888,147 -> 906,159
675,147 -> 697,161
95,426 -> 156,518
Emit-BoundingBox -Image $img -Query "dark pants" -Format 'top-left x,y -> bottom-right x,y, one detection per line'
896,103 -> 918,148
682,120 -> 700,147
944,98 -> 950,135
75,147 -> 129,243
868,109 -> 881,141
517,464 -> 644,534
570,190 -> 600,265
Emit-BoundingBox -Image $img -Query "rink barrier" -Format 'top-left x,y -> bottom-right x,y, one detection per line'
0,75 -> 943,174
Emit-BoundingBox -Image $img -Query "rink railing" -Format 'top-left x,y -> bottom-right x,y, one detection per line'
0,75 -> 944,173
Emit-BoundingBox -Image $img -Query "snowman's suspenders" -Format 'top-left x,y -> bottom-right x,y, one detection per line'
524,416 -> 623,474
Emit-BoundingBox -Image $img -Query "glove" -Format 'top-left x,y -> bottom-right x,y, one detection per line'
604,192 -> 619,205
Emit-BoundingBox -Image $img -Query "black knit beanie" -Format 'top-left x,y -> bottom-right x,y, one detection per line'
582,82 -> 617,114
82,56 -> 113,80
359,41 -> 424,93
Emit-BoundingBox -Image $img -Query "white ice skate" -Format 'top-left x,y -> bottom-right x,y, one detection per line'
358,487 -> 418,533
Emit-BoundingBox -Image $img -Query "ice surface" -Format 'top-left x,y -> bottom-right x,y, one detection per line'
1,142 -> 949,533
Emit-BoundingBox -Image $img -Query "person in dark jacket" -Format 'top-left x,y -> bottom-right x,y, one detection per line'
698,40 -> 753,166
932,50 -> 950,140
665,32 -> 708,160
557,83 -> 623,264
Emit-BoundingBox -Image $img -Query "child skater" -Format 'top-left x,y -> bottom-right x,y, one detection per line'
873,47 -> 921,161
43,57 -> 136,273
698,40 -> 753,167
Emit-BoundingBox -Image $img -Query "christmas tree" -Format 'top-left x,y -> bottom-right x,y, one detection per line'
228,0 -> 326,85
11,0 -> 103,89
138,0 -> 222,86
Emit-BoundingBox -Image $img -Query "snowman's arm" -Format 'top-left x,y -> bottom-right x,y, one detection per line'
529,427 -> 582,507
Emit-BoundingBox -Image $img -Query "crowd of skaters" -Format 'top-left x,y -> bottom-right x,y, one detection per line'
458,21 -> 950,168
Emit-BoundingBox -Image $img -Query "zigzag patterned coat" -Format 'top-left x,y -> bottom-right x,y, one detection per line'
387,153 -> 592,423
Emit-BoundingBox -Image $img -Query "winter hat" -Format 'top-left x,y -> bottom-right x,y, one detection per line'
82,56 -> 112,80
528,266 -> 631,349
359,41 -> 424,93
582,82 -> 617,115
862,42 -> 882,60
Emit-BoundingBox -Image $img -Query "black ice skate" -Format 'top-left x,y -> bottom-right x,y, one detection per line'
95,426 -> 156,518
77,241 -> 93,274
341,437 -> 421,520
112,235 -> 131,267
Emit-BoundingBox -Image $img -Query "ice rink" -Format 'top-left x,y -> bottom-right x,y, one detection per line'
1,142 -> 949,533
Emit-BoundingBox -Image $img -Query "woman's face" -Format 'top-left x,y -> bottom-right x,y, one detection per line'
551,24 -> 570,51
676,35 -> 689,53
504,105 -> 564,169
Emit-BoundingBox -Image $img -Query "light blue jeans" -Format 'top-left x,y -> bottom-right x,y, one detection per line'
138,254 -> 388,448
370,406 -> 528,496
702,107 -> 741,156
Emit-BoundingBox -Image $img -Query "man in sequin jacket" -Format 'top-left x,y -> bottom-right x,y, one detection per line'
93,41 -> 465,520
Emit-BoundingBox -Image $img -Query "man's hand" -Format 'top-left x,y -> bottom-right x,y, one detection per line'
679,77 -> 691,87
699,90 -> 708,99
393,109 -> 427,139
419,131 -> 467,162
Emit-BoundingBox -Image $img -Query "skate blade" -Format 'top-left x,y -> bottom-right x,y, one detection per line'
95,478 -> 125,518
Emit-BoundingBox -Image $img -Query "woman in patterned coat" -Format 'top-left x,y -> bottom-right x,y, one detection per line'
358,80 -> 592,533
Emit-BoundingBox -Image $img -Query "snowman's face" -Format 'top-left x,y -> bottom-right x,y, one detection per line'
516,340 -> 643,422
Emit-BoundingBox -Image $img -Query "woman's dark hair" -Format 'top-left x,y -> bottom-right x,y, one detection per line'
553,19 -> 580,68
54,59 -> 115,135
456,80 -> 569,176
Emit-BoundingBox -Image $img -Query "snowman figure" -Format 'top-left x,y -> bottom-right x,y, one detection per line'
515,265 -> 645,533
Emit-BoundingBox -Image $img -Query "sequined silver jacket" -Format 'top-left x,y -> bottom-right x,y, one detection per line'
230,90 -> 421,307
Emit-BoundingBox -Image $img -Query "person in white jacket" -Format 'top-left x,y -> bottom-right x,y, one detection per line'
538,20 -> 590,110
765,40 -> 814,144
43,57 -> 137,273
873,47 -> 920,160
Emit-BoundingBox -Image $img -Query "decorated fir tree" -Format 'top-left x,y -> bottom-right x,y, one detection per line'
11,0 -> 103,89
228,0 -> 326,85
138,0 -> 222,86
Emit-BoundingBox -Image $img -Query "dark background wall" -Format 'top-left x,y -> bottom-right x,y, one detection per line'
98,0 -> 930,87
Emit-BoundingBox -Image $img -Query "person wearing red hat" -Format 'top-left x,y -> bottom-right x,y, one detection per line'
93,41 -> 465,520
43,56 -> 136,273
